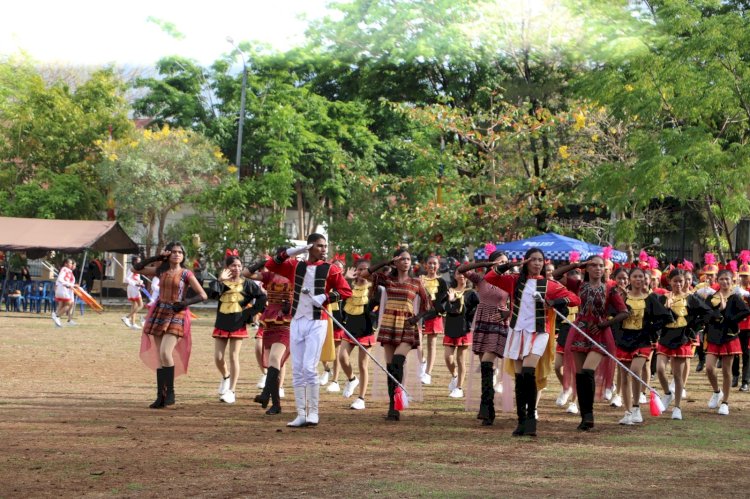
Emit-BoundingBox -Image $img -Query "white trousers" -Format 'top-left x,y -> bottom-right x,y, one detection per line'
290,317 -> 328,387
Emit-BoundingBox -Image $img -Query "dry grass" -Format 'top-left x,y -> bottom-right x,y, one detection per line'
1,309 -> 748,498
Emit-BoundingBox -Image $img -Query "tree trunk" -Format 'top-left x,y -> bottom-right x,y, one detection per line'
157,209 -> 169,254
704,197 -> 726,261
295,180 -> 305,240
144,210 -> 155,256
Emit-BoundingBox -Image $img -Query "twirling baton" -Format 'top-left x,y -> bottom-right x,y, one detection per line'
534,292 -> 666,415
301,288 -> 411,400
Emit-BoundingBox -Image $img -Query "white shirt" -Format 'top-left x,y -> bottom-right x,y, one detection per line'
515,279 -> 538,333
294,264 -> 319,320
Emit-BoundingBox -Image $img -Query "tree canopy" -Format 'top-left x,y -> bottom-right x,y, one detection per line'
5,0 -> 750,263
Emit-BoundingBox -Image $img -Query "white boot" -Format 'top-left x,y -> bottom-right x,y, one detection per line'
306,384 -> 320,426
286,386 -> 307,427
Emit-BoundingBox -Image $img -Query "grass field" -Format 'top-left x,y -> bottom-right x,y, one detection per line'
1,309 -> 748,498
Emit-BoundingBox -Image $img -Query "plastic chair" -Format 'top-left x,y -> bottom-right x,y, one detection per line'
5,281 -> 25,312
21,283 -> 34,312
25,282 -> 43,313
39,281 -> 56,313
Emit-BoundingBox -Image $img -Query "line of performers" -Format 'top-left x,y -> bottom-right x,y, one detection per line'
131,235 -> 750,437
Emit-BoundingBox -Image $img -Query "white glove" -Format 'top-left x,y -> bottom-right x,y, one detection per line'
286,244 -> 312,257
312,293 -> 327,308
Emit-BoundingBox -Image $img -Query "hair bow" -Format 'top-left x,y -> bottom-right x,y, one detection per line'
333,253 -> 347,263
225,248 -> 239,257
352,252 -> 371,262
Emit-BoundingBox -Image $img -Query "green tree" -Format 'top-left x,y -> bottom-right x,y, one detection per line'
576,0 -> 750,256
0,57 -> 132,219
98,125 -> 228,254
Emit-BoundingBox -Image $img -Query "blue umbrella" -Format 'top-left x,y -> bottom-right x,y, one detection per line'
474,232 -> 627,263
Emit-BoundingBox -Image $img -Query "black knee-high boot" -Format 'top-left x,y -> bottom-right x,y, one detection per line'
149,368 -> 165,409
265,366 -> 281,415
512,373 -> 526,436
163,365 -> 175,408
254,370 -> 273,408
390,354 -> 406,421
522,367 -> 537,436
576,369 -> 595,431
385,362 -> 397,420
479,361 -> 495,425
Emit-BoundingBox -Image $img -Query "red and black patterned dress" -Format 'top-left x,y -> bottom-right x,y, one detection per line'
372,272 -> 430,347
465,270 -> 509,357
144,268 -> 194,338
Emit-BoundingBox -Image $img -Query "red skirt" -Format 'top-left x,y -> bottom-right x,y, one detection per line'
212,326 -> 248,339
344,334 -> 376,347
423,316 -> 444,335
615,346 -> 653,362
262,325 -> 290,368
556,344 -> 565,354
333,328 -> 345,341
443,333 -> 472,347
255,327 -> 264,339
706,338 -> 742,357
656,343 -> 693,358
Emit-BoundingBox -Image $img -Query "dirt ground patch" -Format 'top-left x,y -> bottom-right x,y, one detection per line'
1,309 -> 749,498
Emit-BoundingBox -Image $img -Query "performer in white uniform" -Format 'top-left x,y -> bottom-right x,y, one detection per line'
52,259 -> 77,327
123,256 -> 145,329
265,233 -> 352,427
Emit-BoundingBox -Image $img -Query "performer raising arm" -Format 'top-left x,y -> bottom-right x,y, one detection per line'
362,248 -> 432,421
134,242 -> 207,409
265,234 -> 352,428
483,247 -> 581,437
457,249 -> 510,426
212,252 -> 267,405
554,255 -> 629,432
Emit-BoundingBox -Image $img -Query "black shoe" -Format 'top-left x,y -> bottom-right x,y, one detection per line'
477,403 -> 489,421
482,405 -> 495,426
525,418 -> 537,437
265,405 -> 281,415
578,413 -> 594,431
512,417 -> 526,436
385,409 -> 400,421
254,393 -> 270,408
732,376 -> 739,388
696,362 -> 705,372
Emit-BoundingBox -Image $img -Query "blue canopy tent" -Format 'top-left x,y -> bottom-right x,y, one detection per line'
473,232 -> 628,263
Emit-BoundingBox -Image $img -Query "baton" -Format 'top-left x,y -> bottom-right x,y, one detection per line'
535,292 -> 662,396
302,288 -> 411,399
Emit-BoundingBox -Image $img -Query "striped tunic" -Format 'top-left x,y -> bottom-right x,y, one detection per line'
372,272 -> 430,346
144,269 -> 193,338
